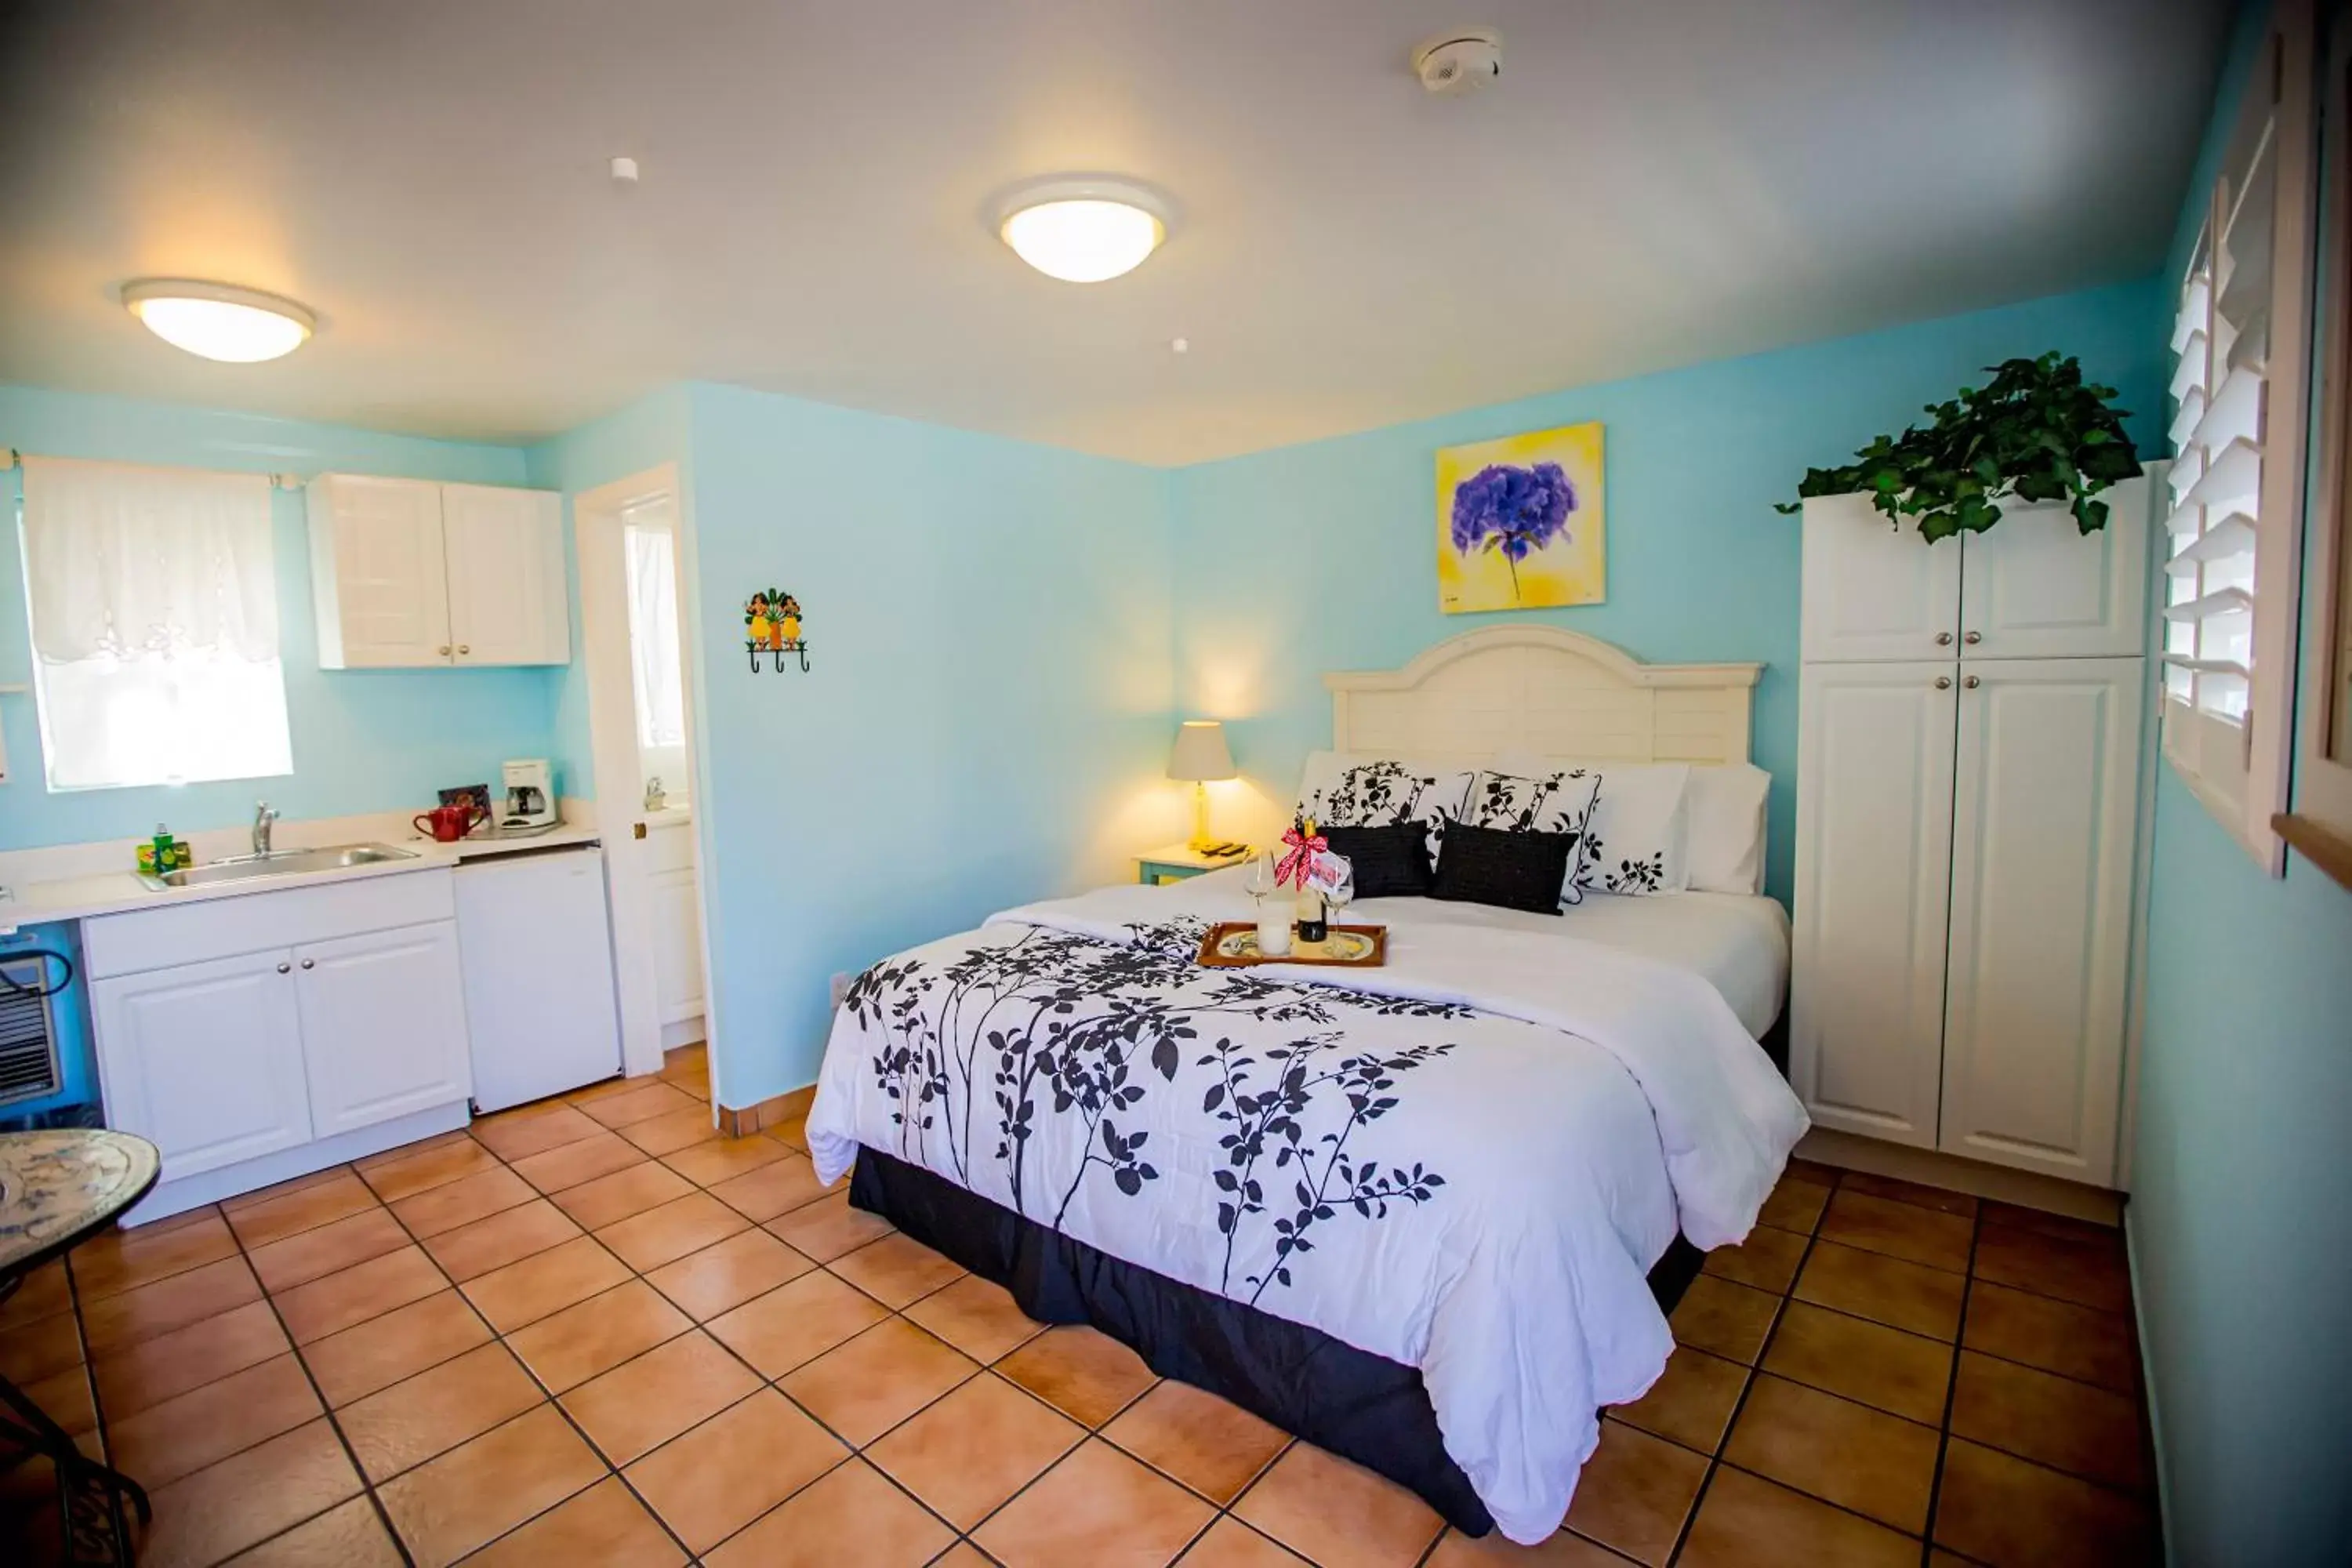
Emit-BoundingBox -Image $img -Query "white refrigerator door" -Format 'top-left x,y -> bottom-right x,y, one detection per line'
455,848 -> 623,1112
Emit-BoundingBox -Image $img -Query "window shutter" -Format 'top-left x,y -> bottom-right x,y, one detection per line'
2163,12 -> 2314,872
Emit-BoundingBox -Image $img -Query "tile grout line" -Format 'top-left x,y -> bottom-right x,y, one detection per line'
1915,1206 -> 1984,1568
216,1184 -> 423,1568
1657,1167 -> 1838,1566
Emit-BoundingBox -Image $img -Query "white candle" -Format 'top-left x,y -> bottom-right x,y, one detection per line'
1256,901 -> 1294,958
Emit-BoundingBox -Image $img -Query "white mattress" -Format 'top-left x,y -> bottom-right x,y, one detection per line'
1191,868 -> 1791,1038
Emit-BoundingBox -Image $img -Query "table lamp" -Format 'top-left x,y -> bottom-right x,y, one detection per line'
1167,720 -> 1236,851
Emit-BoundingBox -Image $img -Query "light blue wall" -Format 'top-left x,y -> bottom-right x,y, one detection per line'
522,384 -> 699,801
1167,281 -> 2168,902
2129,4 -> 2352,1561
666,383 -> 1174,1106
0,386 -> 563,851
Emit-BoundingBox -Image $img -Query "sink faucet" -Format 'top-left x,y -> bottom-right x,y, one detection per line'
253,800 -> 278,858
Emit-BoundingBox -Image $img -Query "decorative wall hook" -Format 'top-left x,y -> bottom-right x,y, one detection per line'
744,587 -> 810,673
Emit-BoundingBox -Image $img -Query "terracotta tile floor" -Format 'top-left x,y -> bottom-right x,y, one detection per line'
0,1051 -> 2161,1566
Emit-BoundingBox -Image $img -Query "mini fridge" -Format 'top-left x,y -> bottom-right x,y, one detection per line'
453,845 -> 622,1112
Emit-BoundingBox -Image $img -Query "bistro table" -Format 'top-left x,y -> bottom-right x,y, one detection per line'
0,1130 -> 161,1566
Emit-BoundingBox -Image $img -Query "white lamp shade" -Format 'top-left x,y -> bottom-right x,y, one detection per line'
1167,720 -> 1236,782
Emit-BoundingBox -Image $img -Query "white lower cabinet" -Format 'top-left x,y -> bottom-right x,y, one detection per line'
92,951 -> 313,1180
1791,662 -> 1958,1147
295,923 -> 473,1138
85,870 -> 475,1221
1938,659 -> 2141,1181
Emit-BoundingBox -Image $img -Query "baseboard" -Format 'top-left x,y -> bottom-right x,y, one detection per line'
1796,1127 -> 2124,1226
2122,1207 -> 2176,1565
123,1100 -> 474,1227
659,1016 -> 705,1051
718,1083 -> 815,1140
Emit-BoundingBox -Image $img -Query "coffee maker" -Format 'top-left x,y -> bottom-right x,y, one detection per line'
500,759 -> 557,830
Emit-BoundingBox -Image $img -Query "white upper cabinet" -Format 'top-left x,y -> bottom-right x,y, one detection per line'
442,484 -> 571,666
1791,660 -> 1958,1148
1957,474 -> 2154,661
1938,658 -> 2141,1185
1801,495 -> 1963,662
1802,471 -> 2156,663
307,475 -> 451,667
309,474 -> 568,668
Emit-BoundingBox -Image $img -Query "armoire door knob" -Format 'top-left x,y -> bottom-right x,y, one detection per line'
1963,630 -> 1983,644
300,958 -> 316,970
1964,675 -> 1981,689
276,962 -> 291,974
1935,632 -> 1953,646
1935,676 -> 1953,690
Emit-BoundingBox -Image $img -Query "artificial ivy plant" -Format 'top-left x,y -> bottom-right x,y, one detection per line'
1779,351 -> 2143,542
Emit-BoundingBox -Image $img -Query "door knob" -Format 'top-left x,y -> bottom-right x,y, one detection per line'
1964,675 -> 1981,689
300,958 -> 316,970
458,644 -> 470,655
1963,630 -> 1983,644
276,962 -> 291,975
1935,631 -> 1953,646
437,645 -> 452,656
1934,676 -> 1952,690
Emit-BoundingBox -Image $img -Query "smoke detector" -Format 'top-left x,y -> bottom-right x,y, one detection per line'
1413,29 -> 1501,93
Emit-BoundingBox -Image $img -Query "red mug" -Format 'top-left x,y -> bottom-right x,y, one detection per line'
413,804 -> 485,843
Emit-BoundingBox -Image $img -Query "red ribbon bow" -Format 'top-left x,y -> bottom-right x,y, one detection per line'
1275,821 -> 1327,891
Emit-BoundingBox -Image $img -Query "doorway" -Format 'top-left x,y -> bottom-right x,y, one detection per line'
572,464 -> 720,1097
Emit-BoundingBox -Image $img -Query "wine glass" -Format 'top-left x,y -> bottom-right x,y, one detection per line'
1323,857 -> 1356,927
1243,851 -> 1277,909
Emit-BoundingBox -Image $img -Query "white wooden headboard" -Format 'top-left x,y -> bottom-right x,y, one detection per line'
1326,625 -> 1762,765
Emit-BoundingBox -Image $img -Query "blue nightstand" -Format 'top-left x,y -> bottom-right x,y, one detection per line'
1137,842 -> 1252,885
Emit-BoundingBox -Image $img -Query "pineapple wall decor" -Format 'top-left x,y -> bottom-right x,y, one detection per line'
744,588 -> 809,673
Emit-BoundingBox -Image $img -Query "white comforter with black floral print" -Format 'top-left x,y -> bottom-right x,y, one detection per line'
804,877 -> 1807,1544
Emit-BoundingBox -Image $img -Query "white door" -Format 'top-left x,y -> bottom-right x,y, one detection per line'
442,485 -> 570,666
1939,658 -> 2142,1184
645,818 -> 706,1047
308,475 -> 451,667
1801,494 -> 1964,661
1958,474 -> 2156,661
293,921 -> 473,1138
453,851 -> 623,1112
92,952 -> 312,1178
1791,661 -> 1958,1146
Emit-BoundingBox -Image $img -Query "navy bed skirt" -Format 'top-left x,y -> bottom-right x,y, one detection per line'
848,1145 -> 1707,1537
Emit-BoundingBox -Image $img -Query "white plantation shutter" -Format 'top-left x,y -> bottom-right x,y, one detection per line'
2163,9 -> 2314,871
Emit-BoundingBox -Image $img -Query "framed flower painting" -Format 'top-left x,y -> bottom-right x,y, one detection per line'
1436,421 -> 1605,613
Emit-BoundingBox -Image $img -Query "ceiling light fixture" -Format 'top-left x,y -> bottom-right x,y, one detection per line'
121,279 -> 316,363
995,176 -> 1173,283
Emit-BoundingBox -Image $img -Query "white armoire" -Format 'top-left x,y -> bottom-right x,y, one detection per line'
1791,472 -> 2157,1187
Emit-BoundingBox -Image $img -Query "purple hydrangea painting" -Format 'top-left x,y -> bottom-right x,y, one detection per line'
1436,423 -> 1606,612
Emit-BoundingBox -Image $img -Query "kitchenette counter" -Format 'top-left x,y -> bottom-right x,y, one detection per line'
0,818 -> 603,930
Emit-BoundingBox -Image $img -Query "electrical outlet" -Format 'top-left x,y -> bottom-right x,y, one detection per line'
829,971 -> 854,1009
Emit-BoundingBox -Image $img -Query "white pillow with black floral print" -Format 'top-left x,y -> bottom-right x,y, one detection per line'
1498,755 -> 1693,897
1294,752 -> 1476,865
1459,768 -> 1604,906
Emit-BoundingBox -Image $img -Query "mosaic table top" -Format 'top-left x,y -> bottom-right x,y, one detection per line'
0,1131 -> 161,1279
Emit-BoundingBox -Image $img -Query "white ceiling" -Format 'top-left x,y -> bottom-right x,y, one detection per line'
0,0 -> 2228,466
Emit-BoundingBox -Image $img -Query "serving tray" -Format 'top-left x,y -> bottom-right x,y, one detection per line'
1196,921 -> 1387,968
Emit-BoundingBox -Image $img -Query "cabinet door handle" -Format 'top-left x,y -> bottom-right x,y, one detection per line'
1963,675 -> 1981,689
300,958 -> 316,970
276,961 -> 291,974
1935,676 -> 1952,690
437,645 -> 452,656
1935,631 -> 1953,646
457,644 -> 470,655
1963,630 -> 1983,644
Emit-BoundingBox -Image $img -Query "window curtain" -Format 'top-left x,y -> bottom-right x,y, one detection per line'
623,522 -> 688,752
20,456 -> 292,789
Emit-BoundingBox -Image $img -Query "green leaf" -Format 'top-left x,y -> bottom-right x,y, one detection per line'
1778,351 -> 2141,542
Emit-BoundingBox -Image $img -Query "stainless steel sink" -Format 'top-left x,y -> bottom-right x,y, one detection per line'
139,842 -> 419,891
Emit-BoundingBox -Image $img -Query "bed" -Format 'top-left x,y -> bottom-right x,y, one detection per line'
804,626 -> 1807,1544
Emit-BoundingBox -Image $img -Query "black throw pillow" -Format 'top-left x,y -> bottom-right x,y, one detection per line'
1428,821 -> 1577,915
1319,822 -> 1434,899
